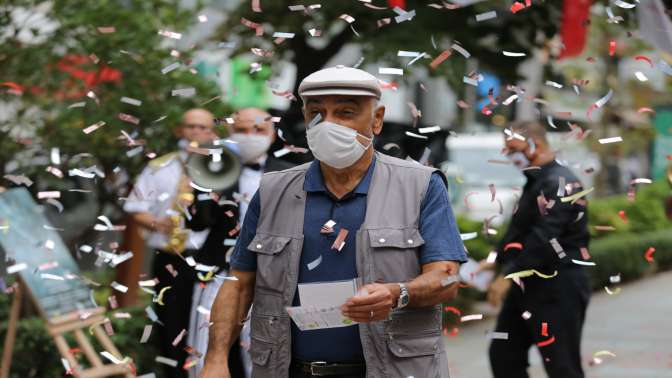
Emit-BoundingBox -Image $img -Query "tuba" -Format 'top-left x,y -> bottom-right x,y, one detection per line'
165,141 -> 241,254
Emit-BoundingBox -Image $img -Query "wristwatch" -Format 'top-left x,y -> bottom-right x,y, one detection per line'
395,283 -> 409,310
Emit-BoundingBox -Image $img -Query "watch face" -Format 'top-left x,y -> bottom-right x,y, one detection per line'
401,295 -> 409,306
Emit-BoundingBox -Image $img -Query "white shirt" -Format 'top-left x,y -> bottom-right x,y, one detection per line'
123,153 -> 209,250
238,155 -> 267,222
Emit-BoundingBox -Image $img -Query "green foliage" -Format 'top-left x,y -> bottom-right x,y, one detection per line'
588,180 -> 672,238
1,0 -> 230,212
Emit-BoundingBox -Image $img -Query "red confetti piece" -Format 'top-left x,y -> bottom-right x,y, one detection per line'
504,242 -> 523,251
331,228 -> 349,251
510,2 -> 526,13
537,335 -> 556,347
618,210 -> 628,223
430,49 -> 452,69
481,105 -> 493,116
644,247 -> 655,263
637,107 -> 655,114
541,322 -> 548,336
444,306 -> 462,316
634,55 -> 654,68
608,40 -> 616,56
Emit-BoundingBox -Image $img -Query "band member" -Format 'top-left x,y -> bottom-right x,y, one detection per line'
187,108 -> 293,378
124,108 -> 217,378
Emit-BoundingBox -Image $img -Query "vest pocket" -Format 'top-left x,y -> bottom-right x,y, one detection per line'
386,334 -> 441,377
367,227 -> 425,282
247,233 -> 291,293
250,336 -> 274,377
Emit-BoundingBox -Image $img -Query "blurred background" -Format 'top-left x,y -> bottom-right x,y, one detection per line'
1,0 -> 672,377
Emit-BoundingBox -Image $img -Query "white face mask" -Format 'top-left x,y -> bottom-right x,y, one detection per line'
228,133 -> 272,164
306,121 -> 373,169
507,151 -> 530,169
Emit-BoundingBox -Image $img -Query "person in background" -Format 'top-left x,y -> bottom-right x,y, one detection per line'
186,108 -> 293,378
199,66 -> 466,378
481,121 -> 591,378
123,108 -> 217,378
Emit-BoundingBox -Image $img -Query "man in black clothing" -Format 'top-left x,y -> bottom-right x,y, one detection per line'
483,121 -> 591,378
186,108 -> 293,378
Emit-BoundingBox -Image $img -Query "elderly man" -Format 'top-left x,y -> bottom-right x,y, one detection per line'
124,108 -> 218,378
483,121 -> 591,378
186,108 -> 293,378
199,66 -> 467,378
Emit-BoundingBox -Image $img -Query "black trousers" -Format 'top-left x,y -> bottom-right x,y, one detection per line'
153,251 -> 245,378
489,268 -> 591,378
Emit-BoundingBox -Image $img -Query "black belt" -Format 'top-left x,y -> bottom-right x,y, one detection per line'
290,360 -> 365,377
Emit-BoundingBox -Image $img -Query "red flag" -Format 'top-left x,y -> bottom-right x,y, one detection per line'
387,0 -> 406,9
558,0 -> 592,59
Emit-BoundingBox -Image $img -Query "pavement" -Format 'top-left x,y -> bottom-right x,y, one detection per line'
443,271 -> 672,378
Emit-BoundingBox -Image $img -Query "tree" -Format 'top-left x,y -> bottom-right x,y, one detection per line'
214,0 -> 564,139
1,0 -> 230,239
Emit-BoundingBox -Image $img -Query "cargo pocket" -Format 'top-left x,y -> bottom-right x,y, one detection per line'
250,337 -> 274,378
386,334 -> 441,378
368,227 -> 424,282
248,233 -> 291,293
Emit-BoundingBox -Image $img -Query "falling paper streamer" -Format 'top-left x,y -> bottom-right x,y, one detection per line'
613,0 -> 636,8
461,314 -> 483,322
331,228 -> 349,251
156,356 -> 178,367
549,238 -> 566,259
571,259 -> 596,266
560,187 -> 594,204
587,89 -> 613,119
489,332 -> 509,340
307,255 -> 322,271
503,51 -> 526,57
161,62 -> 181,74
599,136 -> 623,144
430,50 -> 452,69
393,7 -> 416,23
172,87 -> 196,97
522,311 -> 532,320
451,44 -> 471,58
505,269 -> 558,280
111,281 -> 128,293
171,329 -> 187,347
475,11 -> 497,21
379,67 -> 404,75
460,232 -> 478,241
120,96 -> 142,106
545,80 -> 563,89
339,14 -> 355,23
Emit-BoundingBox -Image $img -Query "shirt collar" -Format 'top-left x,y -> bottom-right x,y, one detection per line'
304,156 -> 377,195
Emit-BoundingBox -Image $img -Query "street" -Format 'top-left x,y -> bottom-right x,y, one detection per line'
444,271 -> 672,378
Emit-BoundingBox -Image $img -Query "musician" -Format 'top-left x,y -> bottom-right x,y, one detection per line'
123,108 -> 218,378
186,108 -> 293,378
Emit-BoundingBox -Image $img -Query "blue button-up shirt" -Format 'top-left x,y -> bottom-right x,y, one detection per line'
231,156 -> 467,362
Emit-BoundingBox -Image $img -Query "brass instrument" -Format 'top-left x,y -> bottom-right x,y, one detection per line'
164,142 -> 241,254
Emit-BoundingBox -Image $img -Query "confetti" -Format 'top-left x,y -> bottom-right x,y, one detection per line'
598,136 -> 623,144
634,55 -> 653,67
613,0 -> 636,8
158,30 -> 182,40
475,11 -> 497,22
172,329 -> 187,346
379,67 -> 404,75
451,44 -> 471,58
7,263 -> 28,274
38,191 -> 60,199
605,286 -> 621,295
522,311 -> 532,320
155,356 -> 178,367
172,88 -> 196,97
560,187 -> 594,204
537,335 -> 555,347
430,50 -> 452,69
161,62 -> 181,74
120,96 -> 142,106
587,89 -> 613,119
505,270 -> 558,280
489,332 -> 509,340
609,40 -> 616,56
331,228 -> 348,251
571,259 -> 596,266
545,80 -> 563,89
118,113 -> 140,125
644,247 -> 655,263
307,255 -> 322,271
339,14 -> 355,24
405,131 -> 428,139
503,51 -> 526,57
111,281 -> 128,293
460,232 -> 478,241
461,314 -> 483,322
97,26 -> 116,34
549,238 -> 566,259
273,32 -> 295,39
4,174 -> 33,186
634,71 -> 648,82
418,125 -> 441,134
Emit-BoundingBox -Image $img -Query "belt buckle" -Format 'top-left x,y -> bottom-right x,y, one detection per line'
310,361 -> 327,376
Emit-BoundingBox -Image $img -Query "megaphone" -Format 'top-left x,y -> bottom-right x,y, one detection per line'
185,142 -> 241,192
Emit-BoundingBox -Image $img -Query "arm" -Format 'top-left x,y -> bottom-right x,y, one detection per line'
201,269 -> 256,373
123,166 -> 172,234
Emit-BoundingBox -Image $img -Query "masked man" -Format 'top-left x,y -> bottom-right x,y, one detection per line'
187,108 -> 293,377
484,121 -> 591,378
199,66 -> 467,378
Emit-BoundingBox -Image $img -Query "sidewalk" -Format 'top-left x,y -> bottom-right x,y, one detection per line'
443,271 -> 672,378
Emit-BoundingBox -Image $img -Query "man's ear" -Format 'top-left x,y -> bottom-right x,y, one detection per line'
372,104 -> 385,135
174,126 -> 184,139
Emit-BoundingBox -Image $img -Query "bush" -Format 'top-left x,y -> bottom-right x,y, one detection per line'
588,228 -> 672,289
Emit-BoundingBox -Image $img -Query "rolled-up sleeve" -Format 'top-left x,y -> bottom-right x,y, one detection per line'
123,166 -> 154,213
418,173 -> 468,265
229,189 -> 260,272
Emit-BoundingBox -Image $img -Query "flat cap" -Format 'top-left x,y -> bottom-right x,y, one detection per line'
298,65 -> 381,100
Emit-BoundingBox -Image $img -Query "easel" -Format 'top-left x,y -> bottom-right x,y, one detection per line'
0,280 -> 134,378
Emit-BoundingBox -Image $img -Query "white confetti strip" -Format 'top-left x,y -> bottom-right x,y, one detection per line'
307,255 -> 322,271
158,30 -> 181,39
398,50 -> 422,57
140,325 -> 152,343
486,251 -> 498,264
451,44 -> 471,58
609,274 -> 621,284
545,80 -> 563,89
461,314 -> 483,322
463,76 -> 478,86
111,281 -> 129,293
475,11 -> 497,22
549,238 -> 566,259
379,67 -> 404,75
7,263 -> 27,274
172,87 -> 195,97
69,168 -> 96,179
521,311 -> 532,320
405,131 -> 428,139
613,0 -> 636,8
489,332 -> 509,340
571,259 -> 596,266
339,14 -> 355,23
83,121 -> 105,134
38,191 -> 60,199
45,240 -> 55,250
631,178 -> 652,184
460,232 -> 478,241
598,136 -> 623,144
272,32 -> 295,39
418,125 -> 441,134
503,51 -> 526,57
198,14 -> 208,22
634,71 -> 648,82
41,273 -> 64,281
156,356 -> 178,367
120,96 -> 142,106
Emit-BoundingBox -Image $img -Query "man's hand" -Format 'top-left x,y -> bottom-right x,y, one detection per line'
198,361 -> 230,378
341,283 -> 397,322
132,212 -> 173,235
487,275 -> 511,308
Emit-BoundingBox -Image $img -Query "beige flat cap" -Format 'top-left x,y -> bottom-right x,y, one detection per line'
298,65 -> 381,100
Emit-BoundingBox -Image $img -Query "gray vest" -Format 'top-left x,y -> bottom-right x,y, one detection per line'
246,152 -> 450,378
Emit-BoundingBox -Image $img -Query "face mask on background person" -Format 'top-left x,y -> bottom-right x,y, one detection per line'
307,121 -> 373,169
228,133 -> 273,164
